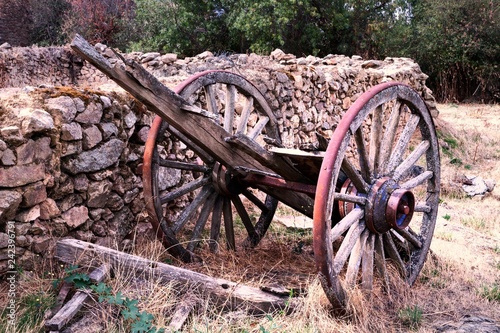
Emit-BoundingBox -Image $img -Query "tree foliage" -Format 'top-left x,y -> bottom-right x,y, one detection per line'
0,0 -> 498,101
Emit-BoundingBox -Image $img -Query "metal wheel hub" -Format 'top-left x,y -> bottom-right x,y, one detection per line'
339,177 -> 415,234
365,177 -> 415,234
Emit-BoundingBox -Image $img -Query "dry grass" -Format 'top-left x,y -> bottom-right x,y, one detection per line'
1,103 -> 499,332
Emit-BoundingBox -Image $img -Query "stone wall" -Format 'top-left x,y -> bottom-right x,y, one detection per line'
0,43 -> 437,273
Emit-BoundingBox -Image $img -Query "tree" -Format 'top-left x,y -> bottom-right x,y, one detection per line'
130,0 -> 228,55
61,0 -> 136,47
399,0 -> 499,101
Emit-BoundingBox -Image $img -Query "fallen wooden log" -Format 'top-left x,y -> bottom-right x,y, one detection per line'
55,239 -> 294,314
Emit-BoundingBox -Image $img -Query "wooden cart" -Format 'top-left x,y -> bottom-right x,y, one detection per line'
71,35 -> 440,311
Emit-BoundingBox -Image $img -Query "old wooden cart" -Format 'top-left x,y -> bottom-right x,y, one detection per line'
71,35 -> 440,311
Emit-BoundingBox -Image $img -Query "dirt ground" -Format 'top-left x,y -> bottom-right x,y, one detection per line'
432,103 -> 499,286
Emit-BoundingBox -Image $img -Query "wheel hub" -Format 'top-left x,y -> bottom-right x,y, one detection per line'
212,163 -> 243,196
339,177 -> 415,234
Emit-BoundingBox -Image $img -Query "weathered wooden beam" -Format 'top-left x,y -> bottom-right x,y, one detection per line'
168,295 -> 199,331
55,239 -> 294,314
45,264 -> 109,331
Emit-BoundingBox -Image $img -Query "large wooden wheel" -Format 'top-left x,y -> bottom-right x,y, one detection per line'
143,70 -> 279,262
313,82 -> 440,310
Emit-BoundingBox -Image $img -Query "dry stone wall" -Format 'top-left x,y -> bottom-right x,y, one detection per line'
0,43 -> 437,273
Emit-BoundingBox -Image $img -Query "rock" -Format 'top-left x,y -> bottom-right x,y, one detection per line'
462,176 -> 491,197
34,137 -> 52,161
30,220 -> 47,235
161,53 -> 177,64
106,192 -> 124,211
1,148 -> 16,165
61,140 -> 82,157
137,126 -> 150,143
75,101 -> 103,124
87,180 -> 113,208
20,109 -> 55,135
0,164 -> 45,187
140,52 -> 160,63
484,179 -> 496,192
0,126 -> 24,145
15,205 -> 40,222
0,233 -> 10,248
61,122 -> 83,141
62,139 -> 125,174
22,181 -> 47,207
31,235 -> 51,254
157,166 -> 181,191
0,42 -> 12,49
58,194 -> 83,212
99,96 -> 112,109
73,174 -> 89,192
124,111 -> 138,129
99,122 -> 118,139
82,125 -> 102,149
16,139 -> 37,165
62,206 -> 89,229
39,198 -> 61,219
46,96 -> 78,122
196,51 -> 213,59
433,315 -> 500,333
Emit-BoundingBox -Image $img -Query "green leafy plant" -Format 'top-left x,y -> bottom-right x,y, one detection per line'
442,214 -> 451,221
58,266 -> 165,333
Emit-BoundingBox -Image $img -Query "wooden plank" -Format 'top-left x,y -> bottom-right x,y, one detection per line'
168,295 -> 199,331
45,264 -> 109,331
55,239 -> 294,314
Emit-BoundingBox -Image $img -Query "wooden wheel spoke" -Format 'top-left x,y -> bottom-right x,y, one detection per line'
236,96 -> 253,134
374,234 -> 390,294
172,185 -> 214,233
204,84 -> 218,115
222,197 -> 235,250
333,221 -> 366,275
369,105 -> 383,177
401,170 -> 433,190
346,228 -> 369,286
209,195 -> 224,252
414,203 -> 431,213
342,157 -> 369,193
224,84 -> 236,131
331,207 -> 364,242
231,195 -> 258,240
335,192 -> 367,206
158,158 -> 209,172
160,176 -> 211,204
392,140 -> 430,181
386,113 -> 420,174
394,227 -> 422,249
187,191 -> 218,252
378,101 -> 402,173
241,189 -> 269,213
248,116 -> 269,140
354,128 -> 372,183
383,232 -> 407,278
361,233 -> 375,291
